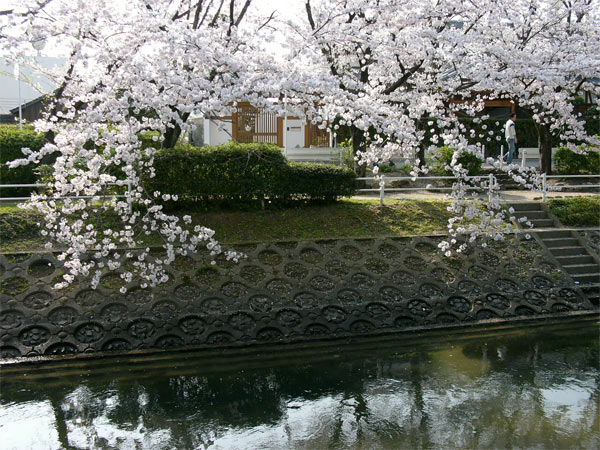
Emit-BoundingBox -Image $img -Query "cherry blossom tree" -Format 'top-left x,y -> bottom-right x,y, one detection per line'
1,0 -> 598,289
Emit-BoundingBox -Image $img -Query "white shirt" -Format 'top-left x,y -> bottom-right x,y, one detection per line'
505,119 -> 516,140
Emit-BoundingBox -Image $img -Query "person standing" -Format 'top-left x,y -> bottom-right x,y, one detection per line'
504,112 -> 517,163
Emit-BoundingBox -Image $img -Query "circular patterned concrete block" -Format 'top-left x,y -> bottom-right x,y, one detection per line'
256,327 -> 284,341
248,295 -> 274,313
431,267 -> 455,284
0,276 -> 30,296
531,275 -> 554,290
207,331 -> 234,344
322,306 -> 347,324
76,289 -> 104,307
558,288 -> 582,304
277,309 -> 302,327
551,303 -> 572,313
476,309 -> 499,320
391,270 -> 415,286
128,319 -> 156,340
240,265 -> 267,283
340,245 -> 361,261
179,316 -> 206,335
174,284 -> 203,303
468,265 -> 489,281
310,275 -> 334,292
419,283 -> 443,299
378,243 -> 402,259
0,346 -> 21,358
305,323 -> 330,336
27,260 -> 55,278
19,326 -> 50,346
23,291 -> 53,310
485,293 -> 510,310
294,292 -> 319,309
457,280 -> 482,296
447,296 -> 472,314
228,312 -> 256,331
0,309 -> 24,329
201,298 -> 227,315
266,279 -> 294,298
351,273 -> 376,290
258,250 -> 282,266
379,286 -> 403,303
394,316 -> 416,328
325,260 -> 350,277
151,301 -> 180,321
102,339 -> 132,352
524,290 -> 546,307
221,282 -> 249,299
365,258 -> 389,275
515,305 -> 536,316
48,306 -> 78,327
44,342 -> 78,355
100,303 -> 129,324
75,322 -> 105,343
495,279 -> 519,294
156,334 -> 184,348
436,313 -> 459,324
366,302 -> 391,320
349,320 -> 374,333
195,267 -> 220,286
407,299 -> 432,317
404,256 -> 427,272
337,289 -> 362,305
283,263 -> 308,280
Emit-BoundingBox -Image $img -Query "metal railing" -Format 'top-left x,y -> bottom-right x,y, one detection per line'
0,183 -> 133,213
357,173 -> 600,206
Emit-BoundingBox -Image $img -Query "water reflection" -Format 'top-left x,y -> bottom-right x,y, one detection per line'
1,323 -> 598,449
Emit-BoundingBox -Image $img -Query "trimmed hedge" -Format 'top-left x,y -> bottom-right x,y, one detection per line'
548,196 -> 600,227
146,143 -> 356,209
433,146 -> 483,176
0,125 -> 45,197
554,146 -> 600,175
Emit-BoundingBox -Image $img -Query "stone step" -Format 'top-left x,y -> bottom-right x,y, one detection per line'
509,202 -> 544,212
573,273 -> 600,285
513,211 -> 550,220
542,238 -> 580,248
562,263 -> 600,275
549,246 -> 588,256
580,285 -> 600,307
536,230 -> 574,239
528,218 -> 556,228
555,255 -> 595,266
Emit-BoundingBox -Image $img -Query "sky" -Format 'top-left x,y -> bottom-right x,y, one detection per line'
0,0 -> 307,114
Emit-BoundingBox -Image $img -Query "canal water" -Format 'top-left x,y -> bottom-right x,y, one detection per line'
1,319 -> 598,449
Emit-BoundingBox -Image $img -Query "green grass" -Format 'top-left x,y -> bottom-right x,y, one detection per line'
548,196 -> 600,227
0,199 -> 453,252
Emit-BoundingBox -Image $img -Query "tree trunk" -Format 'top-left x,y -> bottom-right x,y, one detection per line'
163,112 -> 191,148
351,125 -> 367,178
535,122 -> 553,174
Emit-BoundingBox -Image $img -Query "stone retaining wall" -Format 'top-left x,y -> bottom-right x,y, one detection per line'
0,234 -> 597,360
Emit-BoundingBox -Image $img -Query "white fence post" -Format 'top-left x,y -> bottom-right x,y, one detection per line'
379,175 -> 385,206
521,147 -> 526,168
542,173 -> 547,202
127,182 -> 132,214
500,145 -> 504,164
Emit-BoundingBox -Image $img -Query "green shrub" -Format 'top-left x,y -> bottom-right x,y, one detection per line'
434,146 -> 483,176
146,142 -> 356,210
548,196 -> 600,227
0,125 -> 45,197
554,146 -> 600,175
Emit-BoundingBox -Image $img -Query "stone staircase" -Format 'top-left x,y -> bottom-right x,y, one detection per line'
509,202 -> 600,305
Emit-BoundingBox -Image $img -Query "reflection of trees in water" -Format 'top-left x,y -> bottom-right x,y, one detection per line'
1,329 -> 598,448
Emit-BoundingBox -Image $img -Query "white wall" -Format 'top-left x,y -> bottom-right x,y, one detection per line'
285,119 -> 305,149
208,119 -> 233,145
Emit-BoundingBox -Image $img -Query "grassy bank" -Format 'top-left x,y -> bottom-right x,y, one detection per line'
548,196 -> 600,227
0,199 -> 453,252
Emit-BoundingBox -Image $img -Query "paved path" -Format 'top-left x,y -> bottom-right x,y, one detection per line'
354,190 -> 599,202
